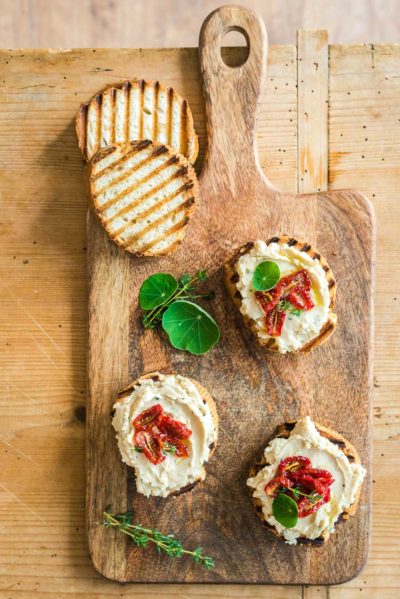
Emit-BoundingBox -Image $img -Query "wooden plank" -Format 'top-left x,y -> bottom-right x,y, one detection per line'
328,42 -> 400,594
1,37 -> 399,599
297,29 -> 328,192
86,7 -> 373,584
298,31 -> 329,598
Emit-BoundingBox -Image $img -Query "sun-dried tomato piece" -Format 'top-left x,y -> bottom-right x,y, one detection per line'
291,473 -> 325,496
278,456 -> 312,474
297,494 -> 326,518
301,467 -> 334,484
159,414 -> 192,440
265,307 -> 286,336
255,290 -> 279,313
133,404 -> 163,431
159,435 -> 190,458
278,269 -> 312,294
264,474 -> 293,496
255,268 -> 314,337
134,430 -> 165,465
287,288 -> 314,311
267,454 -> 335,519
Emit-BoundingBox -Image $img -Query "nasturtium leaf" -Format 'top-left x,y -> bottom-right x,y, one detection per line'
252,261 -> 280,291
272,493 -> 298,528
162,300 -> 220,355
139,273 -> 178,310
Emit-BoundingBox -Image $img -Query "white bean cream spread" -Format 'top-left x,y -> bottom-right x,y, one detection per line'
236,240 -> 333,353
112,374 -> 217,497
247,417 -> 366,545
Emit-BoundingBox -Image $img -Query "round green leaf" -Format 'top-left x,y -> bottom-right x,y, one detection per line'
272,493 -> 298,528
162,300 -> 220,355
252,261 -> 280,291
139,273 -> 178,310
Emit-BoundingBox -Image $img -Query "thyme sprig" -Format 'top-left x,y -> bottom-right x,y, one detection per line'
142,270 -> 214,329
103,511 -> 215,570
290,488 -> 323,503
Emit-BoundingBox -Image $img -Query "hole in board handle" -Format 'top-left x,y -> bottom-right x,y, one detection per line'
220,27 -> 250,67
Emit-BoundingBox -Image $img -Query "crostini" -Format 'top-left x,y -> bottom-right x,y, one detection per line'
112,372 -> 218,498
224,236 -> 337,353
76,79 -> 199,164
88,140 -> 198,256
247,417 -> 366,546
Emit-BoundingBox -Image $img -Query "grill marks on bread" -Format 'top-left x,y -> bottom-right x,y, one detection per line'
77,79 -> 198,163
89,140 -> 198,256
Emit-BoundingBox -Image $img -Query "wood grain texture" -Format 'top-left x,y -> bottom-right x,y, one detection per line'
86,6 -> 374,585
297,29 -> 328,193
1,26 -> 399,599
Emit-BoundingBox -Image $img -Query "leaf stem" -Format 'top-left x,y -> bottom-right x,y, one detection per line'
143,272 -> 205,328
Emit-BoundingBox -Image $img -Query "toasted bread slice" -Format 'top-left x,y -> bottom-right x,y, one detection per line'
114,371 -> 218,497
88,140 -> 199,256
249,420 -> 363,546
224,236 -> 337,353
76,79 -> 199,163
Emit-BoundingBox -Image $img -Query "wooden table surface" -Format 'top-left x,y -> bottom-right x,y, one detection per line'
0,3 -> 399,598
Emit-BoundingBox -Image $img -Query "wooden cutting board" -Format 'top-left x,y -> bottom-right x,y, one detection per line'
87,6 -> 375,585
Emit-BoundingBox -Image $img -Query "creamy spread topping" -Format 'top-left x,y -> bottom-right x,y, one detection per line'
247,417 -> 366,545
236,240 -> 332,353
112,374 -> 217,497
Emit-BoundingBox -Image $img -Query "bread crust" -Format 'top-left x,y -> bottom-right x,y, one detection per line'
114,371 -> 218,497
224,236 -> 337,353
87,140 -> 199,257
248,420 -> 363,546
76,78 -> 199,164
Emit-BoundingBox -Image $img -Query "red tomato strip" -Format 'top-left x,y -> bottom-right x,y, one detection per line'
264,455 -> 334,519
132,404 -> 192,465
255,269 -> 314,337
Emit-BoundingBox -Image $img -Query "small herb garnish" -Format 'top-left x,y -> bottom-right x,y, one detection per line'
162,442 -> 177,455
134,445 -> 143,453
253,261 -> 280,291
272,493 -> 299,528
278,299 -> 302,317
103,511 -> 215,570
139,271 -> 220,355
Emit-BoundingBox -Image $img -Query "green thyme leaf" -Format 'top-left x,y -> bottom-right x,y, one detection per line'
139,273 -> 178,310
253,261 -> 280,291
272,493 -> 298,528
196,269 -> 208,281
103,511 -> 215,570
179,273 -> 191,286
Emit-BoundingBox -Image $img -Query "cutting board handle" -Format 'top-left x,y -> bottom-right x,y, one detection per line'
199,5 -> 272,187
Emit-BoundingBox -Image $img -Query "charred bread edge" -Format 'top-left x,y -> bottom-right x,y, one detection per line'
224,236 -> 337,353
76,78 -> 199,164
248,420 -> 363,547
113,370 -> 218,497
87,140 -> 199,257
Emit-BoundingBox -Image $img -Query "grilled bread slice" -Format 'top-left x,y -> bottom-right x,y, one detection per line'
224,236 -> 337,353
76,79 -> 199,163
112,371 -> 218,497
249,421 -> 364,546
88,140 -> 199,256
